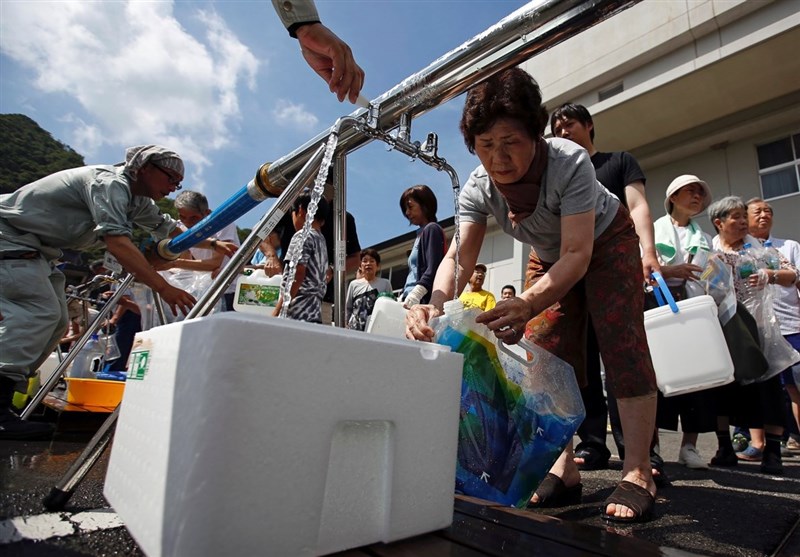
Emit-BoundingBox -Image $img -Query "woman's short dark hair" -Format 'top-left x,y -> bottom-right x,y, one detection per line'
360,248 -> 381,265
399,184 -> 438,223
460,67 -> 549,154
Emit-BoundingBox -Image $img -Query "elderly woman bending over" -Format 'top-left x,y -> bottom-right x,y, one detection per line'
406,68 -> 658,523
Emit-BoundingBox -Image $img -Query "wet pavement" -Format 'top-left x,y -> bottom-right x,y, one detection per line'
1,413 -> 799,556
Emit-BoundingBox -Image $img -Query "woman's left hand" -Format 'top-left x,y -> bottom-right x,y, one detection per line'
475,297 -> 533,345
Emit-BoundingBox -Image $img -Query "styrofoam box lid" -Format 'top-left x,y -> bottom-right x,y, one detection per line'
104,312 -> 464,557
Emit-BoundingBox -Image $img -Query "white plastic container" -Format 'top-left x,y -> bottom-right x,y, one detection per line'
365,297 -> 408,339
644,294 -> 734,396
104,312 -> 464,557
233,269 -> 282,314
68,334 -> 104,379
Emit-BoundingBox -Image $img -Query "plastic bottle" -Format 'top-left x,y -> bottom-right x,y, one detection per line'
233,269 -> 283,315
365,297 -> 408,339
69,334 -> 105,379
736,243 -> 757,279
762,240 -> 781,271
430,299 -> 465,335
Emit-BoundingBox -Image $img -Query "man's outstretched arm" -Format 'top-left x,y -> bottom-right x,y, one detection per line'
271,0 -> 364,103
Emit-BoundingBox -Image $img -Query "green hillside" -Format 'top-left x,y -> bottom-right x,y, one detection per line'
0,114 -> 85,193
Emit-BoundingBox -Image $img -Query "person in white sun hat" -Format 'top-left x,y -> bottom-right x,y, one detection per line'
652,174 -> 716,470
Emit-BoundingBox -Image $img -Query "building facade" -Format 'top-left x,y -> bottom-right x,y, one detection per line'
372,0 -> 800,299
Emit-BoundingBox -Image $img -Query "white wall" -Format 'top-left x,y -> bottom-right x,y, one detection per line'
644,121 -> 800,240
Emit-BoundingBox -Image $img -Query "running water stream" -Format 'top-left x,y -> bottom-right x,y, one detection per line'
279,132 -> 339,318
451,183 -> 461,301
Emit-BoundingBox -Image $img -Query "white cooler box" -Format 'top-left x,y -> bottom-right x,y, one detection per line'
644,294 -> 734,397
104,312 -> 463,557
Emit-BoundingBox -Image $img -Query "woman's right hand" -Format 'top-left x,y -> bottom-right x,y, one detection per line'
405,304 -> 441,342
660,263 -> 703,281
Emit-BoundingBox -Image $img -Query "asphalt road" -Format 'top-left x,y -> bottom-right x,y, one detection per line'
1,414 -> 799,557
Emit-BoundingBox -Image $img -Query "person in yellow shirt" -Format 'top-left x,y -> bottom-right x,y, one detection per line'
459,263 -> 496,311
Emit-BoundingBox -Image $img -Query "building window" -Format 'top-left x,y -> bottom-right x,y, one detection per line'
386,265 -> 409,294
756,132 -> 800,199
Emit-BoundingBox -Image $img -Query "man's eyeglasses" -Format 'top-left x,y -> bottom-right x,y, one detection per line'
153,165 -> 182,189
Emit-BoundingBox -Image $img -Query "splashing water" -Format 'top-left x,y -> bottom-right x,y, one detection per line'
279,132 -> 339,319
452,185 -> 461,301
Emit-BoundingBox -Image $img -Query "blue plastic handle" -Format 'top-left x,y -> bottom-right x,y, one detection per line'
651,271 -> 679,314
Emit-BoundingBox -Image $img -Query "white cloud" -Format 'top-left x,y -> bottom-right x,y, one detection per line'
0,0 -> 259,177
60,114 -> 104,155
271,99 -> 319,130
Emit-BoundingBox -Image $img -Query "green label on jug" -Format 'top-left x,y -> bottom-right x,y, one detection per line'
128,350 -> 150,381
237,284 -> 280,307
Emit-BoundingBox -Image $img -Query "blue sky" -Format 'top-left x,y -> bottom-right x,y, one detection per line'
0,0 -> 527,247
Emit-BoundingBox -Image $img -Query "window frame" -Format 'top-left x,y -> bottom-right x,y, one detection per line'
756,132 -> 800,201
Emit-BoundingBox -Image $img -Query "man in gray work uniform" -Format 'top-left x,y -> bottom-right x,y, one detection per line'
0,145 -> 231,439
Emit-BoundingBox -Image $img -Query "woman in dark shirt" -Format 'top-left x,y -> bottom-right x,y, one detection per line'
399,185 -> 446,307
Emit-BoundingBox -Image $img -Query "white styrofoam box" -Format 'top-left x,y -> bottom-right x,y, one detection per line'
104,312 -> 463,557
644,294 -> 734,397
365,297 -> 408,340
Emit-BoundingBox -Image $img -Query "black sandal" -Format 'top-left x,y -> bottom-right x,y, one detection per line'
529,473 -> 583,508
601,481 -> 655,523
574,444 -> 610,471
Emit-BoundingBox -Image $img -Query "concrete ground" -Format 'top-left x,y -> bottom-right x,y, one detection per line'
1,414 -> 799,556
531,430 -> 800,557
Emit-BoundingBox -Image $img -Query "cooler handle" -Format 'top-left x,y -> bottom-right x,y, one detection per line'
651,271 -> 679,314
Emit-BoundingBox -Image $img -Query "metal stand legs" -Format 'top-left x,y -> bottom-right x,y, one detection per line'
40,287 -> 166,511
43,406 -> 120,511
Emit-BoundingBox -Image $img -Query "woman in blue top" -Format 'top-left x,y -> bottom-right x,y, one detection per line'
399,185 -> 445,308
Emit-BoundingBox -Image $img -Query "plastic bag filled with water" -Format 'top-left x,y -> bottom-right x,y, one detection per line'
432,300 -> 584,508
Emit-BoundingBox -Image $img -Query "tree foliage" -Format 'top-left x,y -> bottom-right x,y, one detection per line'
0,114 -> 85,193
